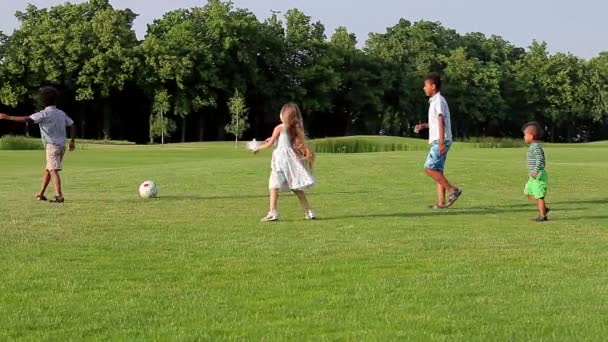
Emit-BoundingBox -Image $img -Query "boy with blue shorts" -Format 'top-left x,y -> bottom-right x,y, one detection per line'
415,73 -> 462,208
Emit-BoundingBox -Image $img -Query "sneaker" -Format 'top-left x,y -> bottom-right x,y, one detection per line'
305,210 -> 316,220
261,211 -> 278,222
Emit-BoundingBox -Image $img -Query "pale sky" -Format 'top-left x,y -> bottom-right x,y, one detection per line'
0,0 -> 605,59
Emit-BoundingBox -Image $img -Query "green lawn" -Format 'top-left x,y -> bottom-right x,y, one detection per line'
1,141 -> 607,340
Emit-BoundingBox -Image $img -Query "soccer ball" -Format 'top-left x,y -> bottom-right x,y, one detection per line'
139,180 -> 159,199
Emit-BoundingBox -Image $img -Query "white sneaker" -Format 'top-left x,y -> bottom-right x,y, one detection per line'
305,210 -> 316,220
261,210 -> 278,222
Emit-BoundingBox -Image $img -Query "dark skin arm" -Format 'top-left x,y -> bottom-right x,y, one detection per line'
415,122 -> 429,132
415,118 -> 446,155
438,114 -> 446,155
0,113 -> 31,122
68,125 -> 76,151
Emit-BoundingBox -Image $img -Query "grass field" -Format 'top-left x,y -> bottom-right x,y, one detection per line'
1,139 -> 607,340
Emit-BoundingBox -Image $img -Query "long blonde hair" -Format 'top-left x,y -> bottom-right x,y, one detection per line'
281,103 -> 315,167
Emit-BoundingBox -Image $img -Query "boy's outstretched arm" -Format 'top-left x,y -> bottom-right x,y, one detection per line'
0,113 -> 31,123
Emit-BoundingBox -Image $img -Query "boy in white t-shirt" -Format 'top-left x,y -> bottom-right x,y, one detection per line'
0,86 -> 76,203
415,73 -> 462,208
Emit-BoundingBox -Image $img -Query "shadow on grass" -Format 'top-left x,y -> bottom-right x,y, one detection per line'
159,190 -> 372,201
76,190 -> 374,203
554,215 -> 608,221
496,198 -> 608,209
316,207 -> 584,221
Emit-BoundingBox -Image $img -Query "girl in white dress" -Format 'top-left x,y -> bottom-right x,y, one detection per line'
253,103 -> 316,222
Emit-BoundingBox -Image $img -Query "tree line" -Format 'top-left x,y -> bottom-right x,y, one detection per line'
1,0 -> 607,143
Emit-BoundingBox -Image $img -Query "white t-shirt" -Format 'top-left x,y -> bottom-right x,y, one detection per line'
428,92 -> 452,144
29,106 -> 74,146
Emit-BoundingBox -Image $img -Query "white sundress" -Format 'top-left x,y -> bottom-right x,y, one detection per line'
269,125 -> 315,192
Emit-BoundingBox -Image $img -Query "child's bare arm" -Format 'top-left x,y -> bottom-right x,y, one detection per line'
254,125 -> 282,152
414,122 -> 429,133
68,125 -> 77,151
0,113 -> 32,123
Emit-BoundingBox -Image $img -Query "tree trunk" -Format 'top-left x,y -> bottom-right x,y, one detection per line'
551,125 -> 556,143
149,115 -> 154,144
198,115 -> 205,141
80,103 -> 86,139
102,101 -> 111,141
160,112 -> 164,145
181,116 -> 187,143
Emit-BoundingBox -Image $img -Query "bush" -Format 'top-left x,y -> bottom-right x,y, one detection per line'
310,136 -> 525,153
310,136 -> 429,153
0,135 -> 44,150
464,137 -> 525,148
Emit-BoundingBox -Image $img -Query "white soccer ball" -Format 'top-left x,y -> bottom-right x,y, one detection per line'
139,180 -> 159,199
247,139 -> 262,151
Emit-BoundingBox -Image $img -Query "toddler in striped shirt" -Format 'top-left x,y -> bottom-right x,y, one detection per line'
522,122 -> 550,222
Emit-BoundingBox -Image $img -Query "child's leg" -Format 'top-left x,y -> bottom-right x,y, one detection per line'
537,198 -> 547,217
425,168 -> 456,192
38,169 -> 51,197
436,183 -> 447,206
293,190 -> 311,211
528,195 -> 548,216
50,170 -> 63,198
269,188 -> 279,212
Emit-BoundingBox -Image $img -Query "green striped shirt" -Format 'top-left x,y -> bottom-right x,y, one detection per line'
527,142 -> 546,174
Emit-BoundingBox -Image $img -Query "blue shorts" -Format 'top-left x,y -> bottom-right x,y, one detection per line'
424,141 -> 451,171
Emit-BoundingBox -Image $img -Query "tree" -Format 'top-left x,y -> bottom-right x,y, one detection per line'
441,47 -> 506,137
2,0 -> 139,139
225,89 -> 249,147
328,27 -> 385,135
2,1 -> 608,142
366,19 -> 460,134
150,89 -> 173,144
140,0 -> 263,142
588,52 -> 608,121
74,1 -> 139,139
140,8 -> 217,142
283,8 -> 339,127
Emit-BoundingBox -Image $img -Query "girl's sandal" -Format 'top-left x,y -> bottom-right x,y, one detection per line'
50,196 -> 65,204
36,195 -> 48,201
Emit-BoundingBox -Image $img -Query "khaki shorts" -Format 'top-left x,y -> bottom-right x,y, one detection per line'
45,144 -> 66,171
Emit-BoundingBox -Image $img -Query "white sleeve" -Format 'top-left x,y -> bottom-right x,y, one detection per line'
436,100 -> 448,117
29,111 -> 46,124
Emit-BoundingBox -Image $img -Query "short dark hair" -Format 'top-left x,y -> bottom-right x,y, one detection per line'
38,86 -> 59,108
522,121 -> 543,138
424,73 -> 442,90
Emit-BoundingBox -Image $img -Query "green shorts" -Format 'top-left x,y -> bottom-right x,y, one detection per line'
524,170 -> 548,199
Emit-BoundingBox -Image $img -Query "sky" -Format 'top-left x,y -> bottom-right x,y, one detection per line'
0,0 -> 606,59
